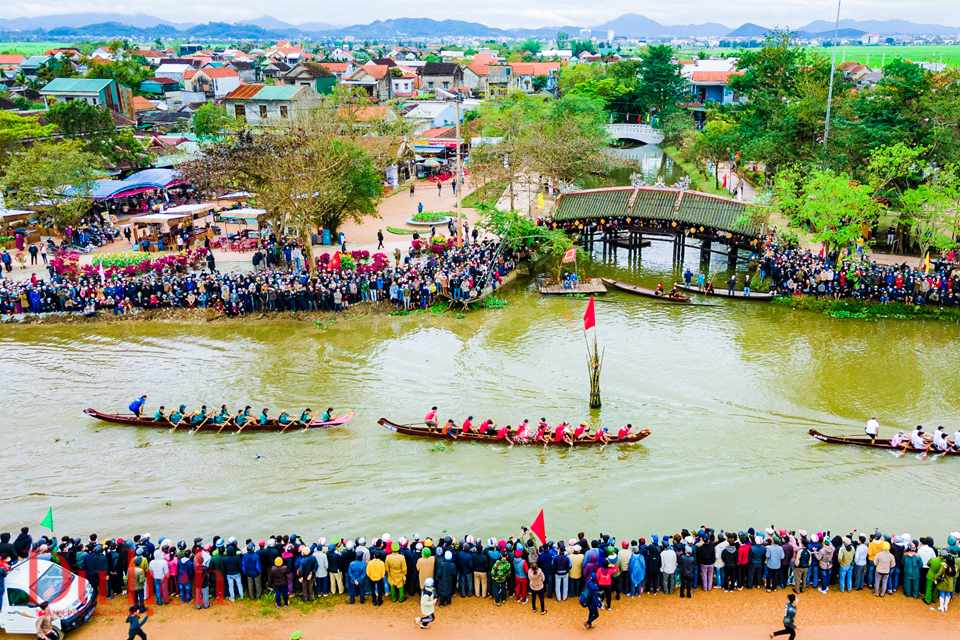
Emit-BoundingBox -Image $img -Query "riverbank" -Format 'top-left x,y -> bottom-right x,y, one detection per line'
659,145 -> 730,198
70,587 -> 960,640
773,296 -> 960,321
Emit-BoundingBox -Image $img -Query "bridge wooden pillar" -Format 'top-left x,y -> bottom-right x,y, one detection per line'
727,246 -> 739,270
700,239 -> 712,266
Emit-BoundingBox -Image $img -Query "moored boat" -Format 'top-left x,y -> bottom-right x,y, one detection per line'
600,278 -> 690,302
674,282 -> 774,301
378,418 -> 651,446
84,408 -> 355,432
808,428 -> 960,456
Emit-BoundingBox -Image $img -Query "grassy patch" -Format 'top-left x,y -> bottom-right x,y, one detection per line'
386,226 -> 417,235
412,211 -> 453,223
773,296 -> 960,321
462,180 -> 508,208
661,145 -> 732,198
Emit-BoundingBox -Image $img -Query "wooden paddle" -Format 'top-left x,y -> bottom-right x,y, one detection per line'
191,416 -> 210,434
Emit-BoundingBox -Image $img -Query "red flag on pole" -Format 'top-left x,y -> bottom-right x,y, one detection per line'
328,253 -> 341,270
583,296 -> 595,331
530,509 -> 546,544
562,247 -> 577,263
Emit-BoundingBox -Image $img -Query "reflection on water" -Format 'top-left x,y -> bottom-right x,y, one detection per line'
579,144 -> 686,189
2,239 -> 960,537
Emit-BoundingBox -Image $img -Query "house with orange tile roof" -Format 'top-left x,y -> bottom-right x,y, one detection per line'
184,66 -> 242,99
342,64 -> 392,100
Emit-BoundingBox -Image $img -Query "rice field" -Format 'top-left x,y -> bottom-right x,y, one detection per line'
0,41 -> 68,55
675,43 -> 960,67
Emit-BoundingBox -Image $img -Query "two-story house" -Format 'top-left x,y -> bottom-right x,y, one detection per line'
40,77 -> 135,120
419,62 -> 463,93
185,67 -> 242,99
342,64 -> 392,100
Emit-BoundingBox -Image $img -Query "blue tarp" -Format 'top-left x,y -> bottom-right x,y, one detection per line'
69,168 -> 182,199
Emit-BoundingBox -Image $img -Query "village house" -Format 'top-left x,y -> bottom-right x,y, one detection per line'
155,63 -> 194,84
223,84 -> 320,125
419,62 -> 464,93
139,76 -> 181,97
510,62 -> 561,92
282,62 -> 337,95
342,64 -> 392,100
19,55 -> 53,78
260,61 -> 291,81
40,77 -> 135,121
183,67 -> 242,99
227,60 -> 258,83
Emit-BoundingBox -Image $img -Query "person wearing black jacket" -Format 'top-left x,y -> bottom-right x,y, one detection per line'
679,547 -> 697,598
297,547 -> 318,602
222,547 -> 242,601
644,540 -> 661,595
722,539 -> 739,592
552,547 -> 571,601
472,547 -> 490,598
403,545 -> 419,598
454,546 -> 473,598
327,545 -> 343,596
0,533 -> 16,563
696,537 -> 716,591
13,528 -> 31,559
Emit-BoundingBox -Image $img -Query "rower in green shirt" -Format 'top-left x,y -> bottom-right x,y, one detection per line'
299,408 -> 313,426
169,404 -> 187,427
191,406 -> 208,426
154,406 -> 167,423
214,405 -> 229,425
259,408 -> 270,425
278,412 -> 293,425
321,407 -> 335,423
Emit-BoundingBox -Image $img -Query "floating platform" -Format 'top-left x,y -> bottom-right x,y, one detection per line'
538,278 -> 607,296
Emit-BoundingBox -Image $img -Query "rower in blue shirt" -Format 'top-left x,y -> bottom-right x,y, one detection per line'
214,405 -> 230,425
321,407 -> 335,423
259,408 -> 270,425
129,395 -> 147,417
277,412 -> 293,425
299,408 -> 313,426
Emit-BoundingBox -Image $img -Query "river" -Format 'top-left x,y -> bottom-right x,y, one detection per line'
4,238 -> 960,541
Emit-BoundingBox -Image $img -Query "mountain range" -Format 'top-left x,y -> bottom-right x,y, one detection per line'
0,13 -> 957,39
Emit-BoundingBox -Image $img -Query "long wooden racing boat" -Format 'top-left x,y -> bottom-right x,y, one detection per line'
808,429 -> 960,456
84,408 -> 356,432
378,418 -> 651,446
601,278 -> 690,302
674,282 -> 774,301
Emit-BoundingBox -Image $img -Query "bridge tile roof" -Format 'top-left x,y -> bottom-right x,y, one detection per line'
553,186 -> 764,237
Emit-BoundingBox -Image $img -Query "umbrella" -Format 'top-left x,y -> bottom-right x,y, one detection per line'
423,158 -> 442,168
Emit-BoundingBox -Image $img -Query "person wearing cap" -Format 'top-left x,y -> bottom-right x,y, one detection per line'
864,415 -> 880,443
386,542 -> 407,603
678,547 -> 696,599
242,544 -> 262,600
347,552 -> 367,605
660,540 -> 677,595
471,544 -> 490,598
435,550 -> 456,606
270,557 -> 290,608
327,543 -> 344,596
814,537 -> 834,593
582,573 -> 601,631
366,551 -> 386,606
298,546 -> 318,602
837,537 -> 855,592
853,535 -> 869,590
873,541 -> 896,596
417,577 -> 437,629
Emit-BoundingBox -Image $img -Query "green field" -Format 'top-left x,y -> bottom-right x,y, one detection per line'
0,41 -> 70,55
675,44 -> 960,68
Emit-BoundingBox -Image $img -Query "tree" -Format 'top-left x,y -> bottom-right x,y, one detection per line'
85,55 -> 150,94
46,99 -> 115,137
556,31 -> 570,49
661,110 -> 696,146
3,141 -> 103,227
768,165 -> 883,253
899,166 -> 960,261
93,127 -> 154,172
693,119 -> 738,189
0,112 -> 55,164
193,103 -> 237,139
639,44 -> 685,113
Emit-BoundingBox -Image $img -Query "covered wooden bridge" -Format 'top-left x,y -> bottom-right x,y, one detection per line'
550,185 -> 767,266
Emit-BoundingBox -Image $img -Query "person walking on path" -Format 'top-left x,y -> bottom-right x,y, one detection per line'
377,229 -> 385,250
582,573 -> 601,631
416,578 -> 436,629
409,183 -> 415,198
770,593 -> 798,640
125,605 -> 148,640
437,182 -> 442,197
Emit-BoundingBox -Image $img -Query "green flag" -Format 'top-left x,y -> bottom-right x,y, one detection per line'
41,508 -> 53,532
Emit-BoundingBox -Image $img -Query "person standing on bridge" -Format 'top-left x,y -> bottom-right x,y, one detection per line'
728,275 -> 737,297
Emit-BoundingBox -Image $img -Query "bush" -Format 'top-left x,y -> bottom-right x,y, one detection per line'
772,296 -> 960,321
412,211 -> 452,223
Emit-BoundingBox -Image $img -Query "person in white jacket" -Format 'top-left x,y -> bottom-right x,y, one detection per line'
148,550 -> 170,605
660,543 -> 678,595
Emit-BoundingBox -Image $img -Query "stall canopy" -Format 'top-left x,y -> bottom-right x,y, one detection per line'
160,203 -> 209,214
131,212 -> 193,224
219,208 -> 266,222
69,169 -> 183,200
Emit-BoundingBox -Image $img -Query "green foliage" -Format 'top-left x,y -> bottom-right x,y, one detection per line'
773,296 -> 960,321
411,211 -> 451,222
660,111 -> 696,146
85,55 -> 151,93
3,140 -> 103,227
639,44 -> 685,113
193,103 -> 236,138
0,111 -> 55,164
46,100 -> 115,137
462,180 -> 508,208
692,118 -> 738,189
386,226 -> 417,235
481,296 -> 508,309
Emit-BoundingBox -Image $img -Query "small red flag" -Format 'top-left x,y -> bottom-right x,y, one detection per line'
583,296 -> 595,330
328,253 -> 341,270
562,247 -> 577,263
530,509 -> 546,544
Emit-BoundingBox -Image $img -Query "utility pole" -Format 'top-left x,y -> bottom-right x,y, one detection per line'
454,91 -> 464,246
822,0 -> 842,168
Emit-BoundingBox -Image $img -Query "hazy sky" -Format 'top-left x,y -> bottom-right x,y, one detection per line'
6,0 -> 959,29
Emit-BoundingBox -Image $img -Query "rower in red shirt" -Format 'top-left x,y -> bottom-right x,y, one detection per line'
554,422 -> 566,442
480,419 -> 494,435
516,419 -> 530,440
574,422 -> 589,439
424,407 -> 438,432
617,423 -> 632,439
594,426 -> 611,444
496,425 -> 512,443
461,416 -> 474,434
